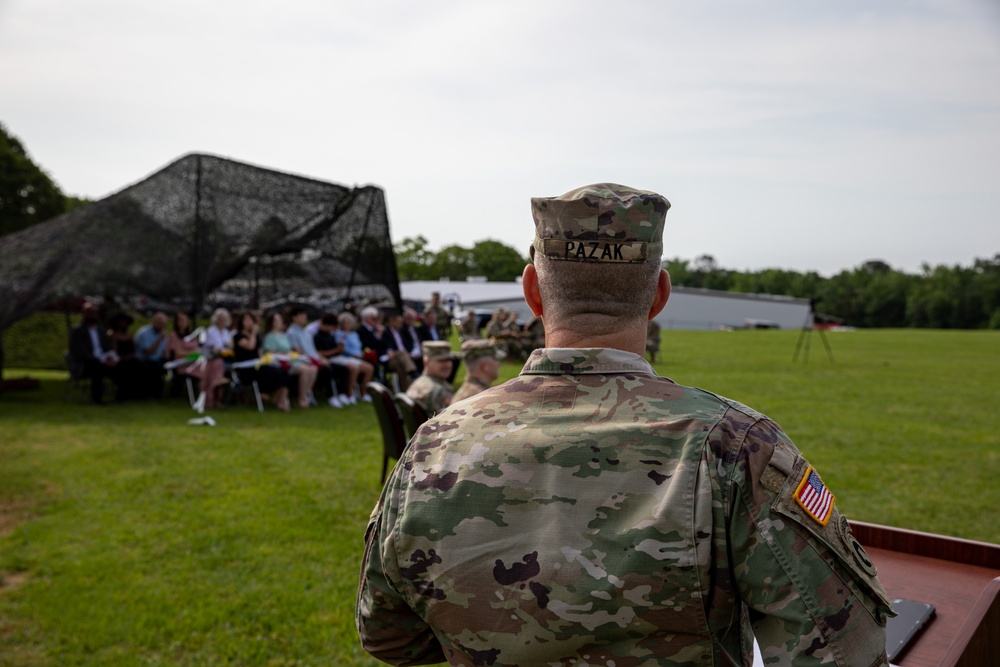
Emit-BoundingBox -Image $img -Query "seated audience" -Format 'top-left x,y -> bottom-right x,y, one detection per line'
233,311 -> 292,411
108,312 -> 136,359
166,311 -> 200,362
357,305 -> 389,371
380,310 -> 419,390
333,312 -> 374,402
262,311 -> 318,409
108,311 -> 144,400
200,308 -> 233,410
133,311 -> 170,399
68,301 -> 121,404
402,307 -> 425,372
416,309 -> 443,343
165,310 -> 202,399
314,313 -> 372,405
285,306 -> 348,408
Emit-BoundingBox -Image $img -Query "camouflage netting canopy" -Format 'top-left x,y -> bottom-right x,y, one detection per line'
0,152 -> 402,371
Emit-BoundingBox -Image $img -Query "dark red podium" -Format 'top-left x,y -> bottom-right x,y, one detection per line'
850,521 -> 1000,666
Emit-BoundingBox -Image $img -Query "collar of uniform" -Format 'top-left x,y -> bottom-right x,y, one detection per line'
465,376 -> 491,389
520,348 -> 657,376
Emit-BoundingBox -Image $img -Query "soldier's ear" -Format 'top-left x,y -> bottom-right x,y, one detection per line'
522,264 -> 543,317
648,269 -> 671,320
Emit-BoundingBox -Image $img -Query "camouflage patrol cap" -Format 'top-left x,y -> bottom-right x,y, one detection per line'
531,183 -> 670,264
460,338 -> 505,362
422,341 -> 452,361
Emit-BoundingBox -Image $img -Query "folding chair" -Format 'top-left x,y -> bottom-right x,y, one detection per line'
366,382 -> 407,483
394,392 -> 429,440
226,369 -> 263,412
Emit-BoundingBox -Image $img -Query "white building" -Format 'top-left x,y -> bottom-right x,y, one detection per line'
401,280 -> 811,330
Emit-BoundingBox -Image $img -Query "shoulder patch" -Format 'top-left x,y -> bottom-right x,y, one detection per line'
794,466 -> 835,526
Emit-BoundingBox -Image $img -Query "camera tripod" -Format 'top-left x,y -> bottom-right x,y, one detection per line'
792,304 -> 834,364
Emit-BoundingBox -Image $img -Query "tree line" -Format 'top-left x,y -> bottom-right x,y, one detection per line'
394,235 -> 529,285
6,120 -> 996,330
665,254 -> 1000,329
398,238 -> 1000,329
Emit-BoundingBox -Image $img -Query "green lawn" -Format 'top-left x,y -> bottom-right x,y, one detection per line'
1,329 -> 998,666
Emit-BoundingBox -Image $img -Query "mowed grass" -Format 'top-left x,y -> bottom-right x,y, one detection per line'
1,329 -> 998,666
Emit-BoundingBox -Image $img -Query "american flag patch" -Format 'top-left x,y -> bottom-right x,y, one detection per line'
794,466 -> 835,526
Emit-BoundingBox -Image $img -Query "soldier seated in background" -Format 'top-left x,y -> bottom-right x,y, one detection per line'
459,310 -> 481,340
523,314 -> 545,353
359,183 -> 893,667
403,341 -> 454,416
484,307 -> 506,339
451,339 -> 504,403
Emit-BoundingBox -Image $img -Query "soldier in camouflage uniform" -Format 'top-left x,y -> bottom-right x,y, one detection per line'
460,311 -> 481,341
523,314 -> 545,352
451,339 -> 505,404
424,292 -> 452,341
646,319 -> 661,363
403,340 -> 455,416
484,308 -> 506,340
358,184 -> 894,666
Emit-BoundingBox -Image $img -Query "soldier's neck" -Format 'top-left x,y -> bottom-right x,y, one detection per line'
543,321 -> 647,357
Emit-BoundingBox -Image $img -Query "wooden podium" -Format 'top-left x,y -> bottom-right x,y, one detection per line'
850,521 -> 1000,666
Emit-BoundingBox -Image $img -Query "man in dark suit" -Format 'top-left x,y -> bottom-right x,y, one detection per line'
401,308 -> 425,371
415,309 -> 442,343
357,306 -> 388,361
380,311 -> 419,390
68,302 -> 121,403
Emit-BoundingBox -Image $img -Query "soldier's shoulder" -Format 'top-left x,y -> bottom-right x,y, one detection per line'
406,375 -> 433,394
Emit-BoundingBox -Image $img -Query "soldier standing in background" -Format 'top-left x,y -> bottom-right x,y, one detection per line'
423,291 -> 451,341
646,318 -> 661,363
359,184 -> 893,666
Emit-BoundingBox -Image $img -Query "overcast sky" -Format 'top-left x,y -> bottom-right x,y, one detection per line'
2,0 -> 998,276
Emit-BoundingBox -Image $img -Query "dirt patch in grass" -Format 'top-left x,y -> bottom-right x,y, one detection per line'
1,571 -> 29,590
0,499 -> 35,538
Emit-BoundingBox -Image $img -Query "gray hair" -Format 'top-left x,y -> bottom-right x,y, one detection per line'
211,308 -> 231,327
534,256 -> 659,334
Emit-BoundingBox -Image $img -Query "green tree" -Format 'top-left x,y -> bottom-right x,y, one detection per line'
393,235 -> 437,281
0,122 -> 67,236
469,239 -> 528,282
433,244 -> 475,281
662,258 -> 693,286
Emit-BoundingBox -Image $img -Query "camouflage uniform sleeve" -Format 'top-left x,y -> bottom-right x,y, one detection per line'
724,418 -> 894,667
356,468 -> 445,666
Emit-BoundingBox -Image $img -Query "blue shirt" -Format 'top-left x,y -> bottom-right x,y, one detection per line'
134,324 -> 168,362
287,323 -> 319,359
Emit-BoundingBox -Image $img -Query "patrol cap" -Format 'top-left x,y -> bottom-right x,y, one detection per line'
461,339 -> 505,362
423,341 -> 452,361
531,183 -> 670,264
